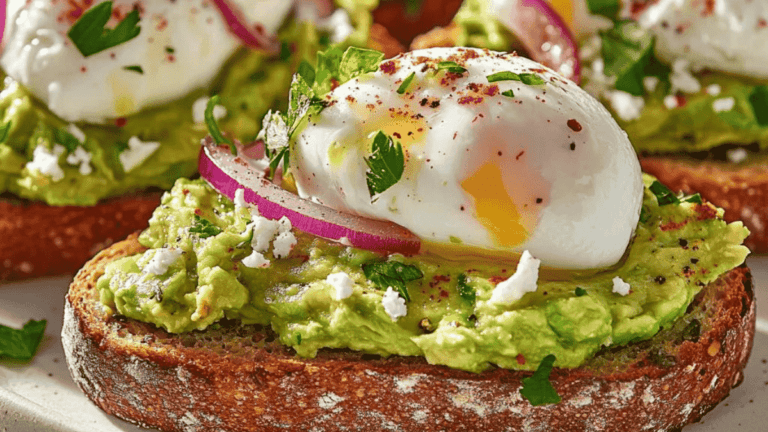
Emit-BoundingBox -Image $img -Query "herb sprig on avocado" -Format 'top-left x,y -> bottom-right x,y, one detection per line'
68,1 -> 142,57
0,319 -> 47,361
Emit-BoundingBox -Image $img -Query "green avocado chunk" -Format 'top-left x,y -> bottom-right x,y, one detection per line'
98,175 -> 749,373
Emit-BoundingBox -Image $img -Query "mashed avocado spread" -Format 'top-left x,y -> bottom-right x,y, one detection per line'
98,175 -> 748,373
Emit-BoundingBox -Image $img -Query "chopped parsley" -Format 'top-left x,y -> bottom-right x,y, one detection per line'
205,95 -> 235,155
457,274 -> 476,304
189,215 -> 222,239
520,354 -> 561,406
165,46 -> 175,54
639,205 -> 651,223
0,319 -> 47,361
574,287 -> 587,297
599,20 -> 656,96
437,61 -> 467,74
0,121 -> 11,144
362,261 -> 423,302
649,181 -> 702,206
53,128 -> 82,153
123,65 -> 143,74
487,71 -> 545,85
364,131 -> 405,199
586,0 -> 620,20
397,72 -> 416,94
501,89 -> 515,98
67,1 -> 141,57
339,47 -> 386,82
749,85 -> 768,126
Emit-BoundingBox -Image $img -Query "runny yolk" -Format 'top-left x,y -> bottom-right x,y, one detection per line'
461,162 -> 527,247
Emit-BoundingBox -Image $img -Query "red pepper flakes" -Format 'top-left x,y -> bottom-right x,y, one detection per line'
695,203 -> 718,220
758,18 -> 768,29
516,151 -> 525,160
660,219 -> 689,231
380,61 -> 397,75
429,275 -> 451,288
115,117 -> 127,127
439,290 -> 449,298
458,95 -> 483,105
330,78 -> 340,91
516,354 -> 526,365
675,94 -> 687,108
567,119 -> 583,132
702,0 -> 715,17
194,208 -> 202,216
489,276 -> 507,284
182,189 -> 190,195
484,85 -> 499,96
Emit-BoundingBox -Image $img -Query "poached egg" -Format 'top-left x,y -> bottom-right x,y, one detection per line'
291,48 -> 643,269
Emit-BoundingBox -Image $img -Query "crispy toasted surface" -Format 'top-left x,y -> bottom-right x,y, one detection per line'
641,156 -> 768,253
64,236 -> 755,432
0,195 -> 160,282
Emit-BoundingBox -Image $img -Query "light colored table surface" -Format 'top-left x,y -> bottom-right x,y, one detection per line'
2,258 -> 768,432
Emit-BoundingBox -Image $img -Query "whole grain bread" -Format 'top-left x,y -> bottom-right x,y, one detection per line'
0,194 -> 160,281
640,156 -> 768,253
63,235 -> 755,432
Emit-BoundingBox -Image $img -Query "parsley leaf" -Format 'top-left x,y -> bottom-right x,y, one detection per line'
0,121 -> 11,144
574,287 -> 587,297
437,61 -> 467,74
520,354 -> 561,406
397,72 -> 416,94
649,181 -> 701,206
123,65 -> 143,74
0,319 -> 47,361
297,60 -> 316,86
457,274 -> 476,304
68,1 -> 141,57
189,215 -> 222,239
487,71 -> 545,85
586,0 -> 620,20
749,85 -> 768,126
205,95 -> 235,154
362,261 -> 423,302
599,20 -> 655,96
53,128 -> 81,153
639,205 -> 651,223
340,47 -> 385,82
365,131 -> 405,199
501,89 -> 515,98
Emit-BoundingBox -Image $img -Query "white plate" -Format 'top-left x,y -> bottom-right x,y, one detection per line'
2,258 -> 768,432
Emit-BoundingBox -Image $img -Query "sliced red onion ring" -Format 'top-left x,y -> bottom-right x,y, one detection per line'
211,0 -> 279,53
491,0 -> 581,83
1,0 -> 6,45
199,138 -> 422,255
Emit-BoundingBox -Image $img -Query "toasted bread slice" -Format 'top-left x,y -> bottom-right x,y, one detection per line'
0,195 -> 160,281
63,236 -> 755,432
640,156 -> 768,253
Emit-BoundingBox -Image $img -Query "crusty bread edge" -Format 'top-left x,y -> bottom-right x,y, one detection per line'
63,236 -> 755,432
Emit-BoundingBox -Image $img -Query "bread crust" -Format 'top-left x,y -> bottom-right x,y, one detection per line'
640,156 -> 768,253
0,194 -> 159,281
63,236 -> 755,432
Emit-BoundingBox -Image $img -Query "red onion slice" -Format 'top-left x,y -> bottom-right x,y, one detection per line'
1,0 -> 6,45
491,0 -> 581,83
211,0 -> 279,53
199,138 -> 422,255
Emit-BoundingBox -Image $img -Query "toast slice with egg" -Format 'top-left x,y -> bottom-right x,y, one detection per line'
63,234 -> 755,432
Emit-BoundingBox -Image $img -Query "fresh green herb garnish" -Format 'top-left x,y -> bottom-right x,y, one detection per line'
520,354 -> 561,406
364,131 -> 405,199
340,47 -> 386,82
437,61 -> 467,74
296,334 -> 302,345
189,215 -> 222,239
487,71 -> 545,85
0,121 -> 11,144
53,128 -> 81,153
165,46 -> 175,54
123,65 -> 143,74
586,0 -> 620,20
599,20 -> 655,96
749,85 -> 768,126
67,1 -> 141,57
205,95 -> 235,155
397,72 -> 416,94
362,261 -> 423,302
501,89 -> 515,98
649,181 -> 702,206
457,274 -> 476,304
0,320 -> 47,361
574,287 -> 587,297
297,60 -> 316,86
279,41 -> 292,62
639,205 -> 651,223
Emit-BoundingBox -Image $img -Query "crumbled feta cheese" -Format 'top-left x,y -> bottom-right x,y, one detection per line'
643,76 -> 660,92
326,272 -> 354,300
663,95 -> 679,109
706,84 -> 722,96
612,276 -> 631,296
26,144 -> 65,182
277,216 -> 292,234
490,250 -> 541,304
382,287 -> 407,321
234,188 -> 248,210
192,97 -> 227,124
249,216 -> 280,252
273,231 -> 297,258
120,136 -> 160,172
66,146 -> 93,175
609,91 -> 645,121
712,97 -> 736,113
726,148 -> 748,164
670,59 -> 701,94
144,248 -> 182,275
242,251 -> 270,268
67,123 -> 86,143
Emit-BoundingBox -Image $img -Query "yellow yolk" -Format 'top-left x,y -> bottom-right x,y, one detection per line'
461,162 -> 527,247
548,0 -> 575,29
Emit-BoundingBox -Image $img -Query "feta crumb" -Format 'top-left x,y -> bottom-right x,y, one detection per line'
643,76 -> 660,92
272,231 -> 297,258
663,95 -> 679,109
706,84 -> 722,96
66,146 -> 93,175
326,272 -> 354,300
144,248 -> 182,275
726,148 -> 748,163
277,216 -> 292,234
670,59 -> 701,94
612,276 -> 631,296
338,236 -> 352,246
382,287 -> 407,321
490,250 -> 541,304
242,250 -> 270,268
26,144 -> 65,182
234,188 -> 248,210
67,123 -> 86,143
712,97 -> 735,113
192,97 -> 227,124
249,216 -> 280,252
609,91 -> 645,121
120,136 -> 160,172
